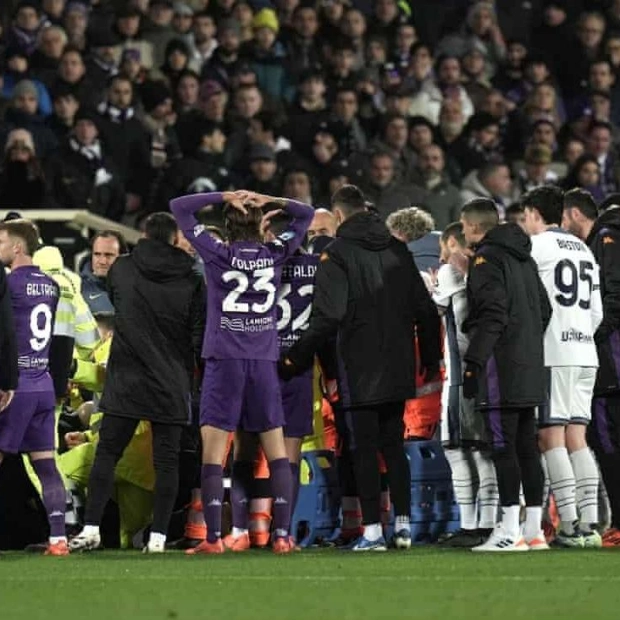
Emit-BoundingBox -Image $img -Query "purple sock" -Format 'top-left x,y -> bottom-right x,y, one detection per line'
230,460 -> 253,530
201,464 -> 223,543
290,462 -> 300,517
32,459 -> 66,538
269,458 -> 292,539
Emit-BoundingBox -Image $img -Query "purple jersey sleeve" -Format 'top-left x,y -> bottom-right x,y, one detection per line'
170,192 -> 230,264
266,200 -> 314,266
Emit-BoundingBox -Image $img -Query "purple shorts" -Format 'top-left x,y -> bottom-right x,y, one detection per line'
0,389 -> 56,454
200,359 -> 285,433
281,371 -> 314,438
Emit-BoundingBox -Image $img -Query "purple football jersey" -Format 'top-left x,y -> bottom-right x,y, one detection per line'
8,266 -> 59,391
277,252 -> 318,353
170,192 -> 314,361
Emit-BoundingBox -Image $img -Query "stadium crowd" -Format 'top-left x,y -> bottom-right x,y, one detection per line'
1,0 -> 620,555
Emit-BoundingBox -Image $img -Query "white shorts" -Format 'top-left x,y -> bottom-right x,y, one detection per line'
537,367 -> 597,426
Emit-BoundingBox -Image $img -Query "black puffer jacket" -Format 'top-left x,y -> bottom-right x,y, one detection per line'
464,223 -> 552,409
99,238 -> 205,424
288,210 -> 441,408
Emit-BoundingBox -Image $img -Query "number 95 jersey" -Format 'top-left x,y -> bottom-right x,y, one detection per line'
531,228 -> 602,367
8,266 -> 59,390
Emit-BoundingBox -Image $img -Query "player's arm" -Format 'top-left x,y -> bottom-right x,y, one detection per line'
463,255 -> 509,369
170,192 -> 232,263
591,263 -> 604,334
283,254 -> 348,374
595,236 -> 620,341
250,193 -> 314,259
0,268 -> 18,397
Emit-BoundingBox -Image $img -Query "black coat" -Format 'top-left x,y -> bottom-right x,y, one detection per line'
463,223 -> 552,409
46,142 -> 125,221
287,211 -> 442,408
587,208 -> 620,396
99,238 -> 205,424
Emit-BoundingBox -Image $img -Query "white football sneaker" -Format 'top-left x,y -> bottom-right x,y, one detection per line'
69,528 -> 101,552
472,524 -> 529,552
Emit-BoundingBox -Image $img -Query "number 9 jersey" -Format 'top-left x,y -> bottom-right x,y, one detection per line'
531,228 -> 603,367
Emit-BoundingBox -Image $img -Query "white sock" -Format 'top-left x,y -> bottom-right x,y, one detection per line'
363,522 -> 382,541
501,505 -> 521,538
445,448 -> 478,530
232,527 -> 249,537
83,525 -> 100,537
523,506 -> 543,538
570,448 -> 600,530
472,450 -> 499,529
544,447 -> 578,530
149,531 -> 166,546
395,515 -> 410,532
49,536 -> 67,544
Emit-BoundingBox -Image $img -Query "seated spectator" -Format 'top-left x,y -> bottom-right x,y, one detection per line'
118,49 -> 150,90
63,1 -> 89,51
112,5 -> 155,71
561,153 -> 605,202
328,86 -> 367,157
188,10 -> 218,71
461,40 -> 492,110
410,144 -> 461,230
243,8 -> 288,101
324,40 -> 361,101
42,0 -> 67,26
0,128 -> 49,209
143,0 -> 178,68
46,84 -> 80,142
232,2 -> 254,44
156,38 -> 193,92
449,111 -> 503,176
586,119 -> 620,194
85,28 -> 121,92
360,150 -> 425,220
29,24 -> 67,88
562,136 -> 585,168
6,1 -> 46,57
282,167 -> 314,204
284,5 -> 322,81
53,46 -> 102,109
515,144 -> 559,195
460,162 -> 513,219
243,143 -> 281,194
2,47 -> 53,116
46,107 -> 125,221
0,79 -> 58,158
372,112 -> 415,180
202,18 -> 243,89
174,69 -> 200,113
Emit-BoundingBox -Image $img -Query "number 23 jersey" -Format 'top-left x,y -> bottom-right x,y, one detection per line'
8,266 -> 59,390
531,228 -> 602,367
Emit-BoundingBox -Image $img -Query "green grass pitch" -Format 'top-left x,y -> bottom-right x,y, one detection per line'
1,548 -> 620,620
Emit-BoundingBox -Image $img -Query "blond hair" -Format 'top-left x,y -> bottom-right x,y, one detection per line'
386,207 -> 435,242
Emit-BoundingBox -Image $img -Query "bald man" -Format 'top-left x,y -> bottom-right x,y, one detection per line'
308,209 -> 337,240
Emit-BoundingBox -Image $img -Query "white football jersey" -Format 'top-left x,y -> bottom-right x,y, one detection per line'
531,228 -> 603,367
433,263 -> 469,385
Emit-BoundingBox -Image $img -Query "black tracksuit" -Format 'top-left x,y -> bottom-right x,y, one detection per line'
85,238 -> 205,536
464,223 -> 551,510
587,208 -> 620,528
287,211 -> 442,526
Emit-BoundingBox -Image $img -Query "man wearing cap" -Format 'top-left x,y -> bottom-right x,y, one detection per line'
85,28 -> 120,91
172,3 -> 195,45
246,143 -> 281,195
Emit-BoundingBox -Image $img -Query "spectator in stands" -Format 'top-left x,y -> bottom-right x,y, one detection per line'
80,230 -> 127,314
172,3 -> 195,45
361,150 -> 425,220
410,144 -> 461,230
450,111 -> 502,176
460,162 -> 513,219
143,0 -> 178,68
29,25 -> 67,88
516,144 -> 558,195
563,137 -> 585,168
187,10 -> 217,70
113,5 -> 155,71
0,128 -> 49,208
6,1 -> 45,57
561,154 -> 605,202
329,87 -> 366,157
157,38 -> 192,92
63,1 -> 88,51
53,46 -> 101,108
203,18 -> 243,89
174,68 -> 200,113
373,112 -> 414,179
46,107 -> 125,222
461,40 -> 492,111
282,168 -> 313,204
0,78 -> 57,158
244,143 -> 280,194
45,84 -> 79,142
1,47 -> 52,116
586,120 -> 620,194
284,5 -> 322,83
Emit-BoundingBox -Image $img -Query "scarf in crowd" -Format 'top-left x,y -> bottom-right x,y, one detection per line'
97,101 -> 135,123
69,138 -> 113,186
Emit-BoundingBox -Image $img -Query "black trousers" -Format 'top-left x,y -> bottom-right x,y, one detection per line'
589,395 -> 620,529
85,414 -> 183,536
483,406 -> 543,507
345,401 -> 410,525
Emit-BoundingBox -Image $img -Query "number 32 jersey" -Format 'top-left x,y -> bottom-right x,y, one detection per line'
531,228 -> 602,367
8,266 -> 59,390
